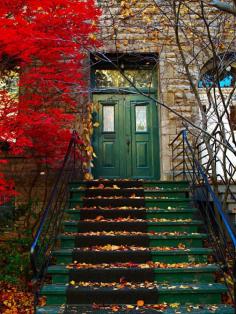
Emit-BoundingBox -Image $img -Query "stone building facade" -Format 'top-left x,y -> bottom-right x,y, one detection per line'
1,0 -> 235,211
90,0 -> 236,179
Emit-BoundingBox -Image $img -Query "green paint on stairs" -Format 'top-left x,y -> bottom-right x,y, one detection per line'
37,180 -> 232,313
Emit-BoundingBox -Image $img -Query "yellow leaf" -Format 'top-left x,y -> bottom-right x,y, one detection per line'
170,303 -> 180,308
89,34 -> 96,41
127,305 -> 135,309
93,122 -> 100,128
84,173 -> 94,180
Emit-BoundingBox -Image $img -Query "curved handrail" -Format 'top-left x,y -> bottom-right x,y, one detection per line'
182,130 -> 236,248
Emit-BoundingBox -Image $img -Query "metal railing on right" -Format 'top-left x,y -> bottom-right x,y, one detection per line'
170,129 -> 236,308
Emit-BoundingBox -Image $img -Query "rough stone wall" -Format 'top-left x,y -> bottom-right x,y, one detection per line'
95,1 -> 195,178
95,0 -> 236,179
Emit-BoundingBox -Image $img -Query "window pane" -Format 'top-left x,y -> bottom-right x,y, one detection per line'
136,106 -> 147,132
103,106 -> 115,132
95,69 -> 154,88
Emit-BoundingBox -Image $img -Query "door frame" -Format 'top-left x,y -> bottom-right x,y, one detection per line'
90,53 -> 160,179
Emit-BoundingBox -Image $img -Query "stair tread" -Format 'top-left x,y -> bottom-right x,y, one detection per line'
53,247 -> 213,255
71,187 -> 190,191
66,208 -> 197,212
47,264 -> 219,273
41,283 -> 227,294
60,232 -> 208,238
36,304 -> 234,314
64,219 -> 203,225
72,180 -> 189,184
79,197 -> 190,201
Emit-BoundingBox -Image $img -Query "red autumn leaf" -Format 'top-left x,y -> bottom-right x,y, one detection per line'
0,0 -> 101,199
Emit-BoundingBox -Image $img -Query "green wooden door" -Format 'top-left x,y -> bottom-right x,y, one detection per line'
93,94 -> 160,179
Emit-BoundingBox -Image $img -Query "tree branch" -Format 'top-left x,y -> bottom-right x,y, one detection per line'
209,0 -> 236,16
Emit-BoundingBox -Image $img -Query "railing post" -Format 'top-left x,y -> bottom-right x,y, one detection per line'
182,131 -> 186,180
171,141 -> 174,181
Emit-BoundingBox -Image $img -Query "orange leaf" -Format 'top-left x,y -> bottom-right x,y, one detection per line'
95,215 -> 104,221
137,300 -> 144,307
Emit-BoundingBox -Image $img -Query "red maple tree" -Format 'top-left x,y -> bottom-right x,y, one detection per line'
0,0 -> 100,203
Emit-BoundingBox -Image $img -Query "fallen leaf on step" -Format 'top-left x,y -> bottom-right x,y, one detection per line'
137,300 -> 144,307
95,215 -> 104,221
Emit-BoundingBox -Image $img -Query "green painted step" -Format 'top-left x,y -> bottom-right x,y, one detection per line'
145,198 -> 191,208
69,180 -> 190,189
63,220 -> 203,233
40,283 -> 227,305
144,189 -> 189,197
65,208 -> 198,220
53,247 -> 212,264
71,197 -> 191,209
59,233 -> 208,249
36,304 -> 234,314
47,264 -> 218,284
70,188 -> 190,199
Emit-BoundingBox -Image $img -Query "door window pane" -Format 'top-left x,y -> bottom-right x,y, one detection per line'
136,105 -> 147,132
95,69 -> 154,88
103,106 -> 115,132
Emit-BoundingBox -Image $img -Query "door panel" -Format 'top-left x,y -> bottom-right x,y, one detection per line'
103,142 -> 115,167
136,142 -> 148,167
93,96 -> 124,178
129,98 -> 156,178
93,94 -> 159,179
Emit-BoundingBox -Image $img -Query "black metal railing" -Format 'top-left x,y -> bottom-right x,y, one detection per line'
30,130 -> 82,298
170,129 -> 236,307
195,130 -> 236,206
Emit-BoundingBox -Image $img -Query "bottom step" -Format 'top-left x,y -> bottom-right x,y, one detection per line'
36,304 -> 234,314
41,283 -> 227,305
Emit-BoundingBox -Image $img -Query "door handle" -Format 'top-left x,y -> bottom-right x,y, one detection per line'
127,139 -> 130,153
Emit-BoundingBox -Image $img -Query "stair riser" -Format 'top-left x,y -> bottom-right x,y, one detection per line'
73,190 -> 145,198
57,251 -> 209,264
66,211 -> 196,220
43,290 -> 222,305
145,191 -> 189,197
69,181 -> 189,189
70,190 -> 189,199
56,254 -> 208,264
51,270 -> 215,284
63,223 -> 200,233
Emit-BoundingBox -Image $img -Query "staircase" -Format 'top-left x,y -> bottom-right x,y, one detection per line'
37,180 -> 234,313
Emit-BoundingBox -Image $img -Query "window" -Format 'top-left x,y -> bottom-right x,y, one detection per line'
135,105 -> 147,132
198,53 -> 236,88
95,69 -> 155,89
103,105 -> 115,132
